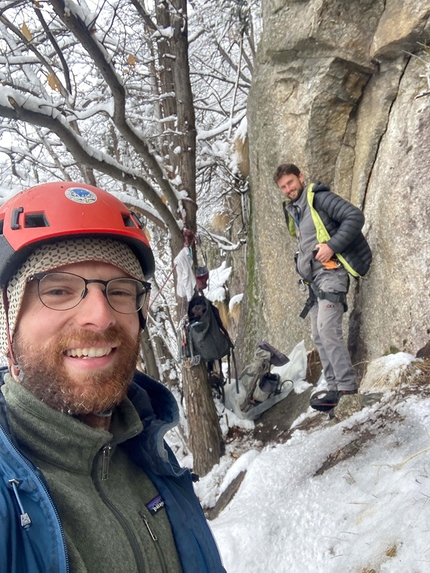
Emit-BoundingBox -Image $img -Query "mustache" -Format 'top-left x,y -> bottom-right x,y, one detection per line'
55,326 -> 125,349
13,325 -> 132,361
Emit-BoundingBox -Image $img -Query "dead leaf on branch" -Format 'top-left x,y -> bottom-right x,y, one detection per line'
21,23 -> 33,41
47,73 -> 61,92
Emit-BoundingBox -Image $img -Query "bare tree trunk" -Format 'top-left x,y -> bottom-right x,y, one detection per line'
158,0 -> 223,473
182,362 -> 223,477
152,333 -> 180,390
140,328 -> 160,380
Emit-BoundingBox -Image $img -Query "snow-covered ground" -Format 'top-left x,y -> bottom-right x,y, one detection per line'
188,353 -> 430,572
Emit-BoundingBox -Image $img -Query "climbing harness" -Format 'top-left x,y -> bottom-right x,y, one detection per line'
298,278 -> 348,319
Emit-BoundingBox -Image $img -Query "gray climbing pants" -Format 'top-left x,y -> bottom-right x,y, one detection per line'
308,269 -> 357,392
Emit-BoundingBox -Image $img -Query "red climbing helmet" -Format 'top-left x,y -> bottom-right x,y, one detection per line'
0,181 -> 155,287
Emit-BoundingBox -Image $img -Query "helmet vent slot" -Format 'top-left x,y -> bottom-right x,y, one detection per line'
122,213 -> 137,228
25,213 -> 50,228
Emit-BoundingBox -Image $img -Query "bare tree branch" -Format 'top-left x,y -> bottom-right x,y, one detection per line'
0,12 -> 68,98
48,0 -> 181,212
0,94 -> 182,242
33,3 -> 72,94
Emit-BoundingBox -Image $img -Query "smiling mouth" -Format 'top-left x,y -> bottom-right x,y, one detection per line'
65,347 -> 115,358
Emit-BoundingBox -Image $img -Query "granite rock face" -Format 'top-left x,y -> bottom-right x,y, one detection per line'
246,0 -> 430,367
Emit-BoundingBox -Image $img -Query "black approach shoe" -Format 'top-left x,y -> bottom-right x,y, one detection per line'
310,389 -> 358,412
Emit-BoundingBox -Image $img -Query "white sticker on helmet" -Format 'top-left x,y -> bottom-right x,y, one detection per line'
65,188 -> 98,204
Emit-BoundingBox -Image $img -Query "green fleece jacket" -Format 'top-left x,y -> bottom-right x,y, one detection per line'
2,375 -> 183,573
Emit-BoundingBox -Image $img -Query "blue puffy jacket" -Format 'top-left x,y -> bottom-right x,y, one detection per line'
0,370 -> 225,573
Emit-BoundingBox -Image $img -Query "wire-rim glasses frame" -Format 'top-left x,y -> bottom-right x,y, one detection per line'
27,271 -> 151,315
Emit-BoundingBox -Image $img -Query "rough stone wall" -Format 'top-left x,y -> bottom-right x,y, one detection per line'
244,0 -> 430,366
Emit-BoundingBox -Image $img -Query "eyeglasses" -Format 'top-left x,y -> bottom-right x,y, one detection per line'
28,272 -> 151,314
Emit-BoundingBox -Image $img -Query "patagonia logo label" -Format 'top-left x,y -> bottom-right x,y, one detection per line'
146,495 -> 165,515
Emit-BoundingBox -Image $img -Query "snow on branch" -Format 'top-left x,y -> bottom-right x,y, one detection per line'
152,26 -> 174,39
196,109 -> 246,141
197,224 -> 242,251
0,87 -> 182,237
112,190 -> 168,232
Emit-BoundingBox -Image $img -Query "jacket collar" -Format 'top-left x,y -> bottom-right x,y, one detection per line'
1,373 -> 143,475
0,368 -> 184,478
125,372 -> 186,478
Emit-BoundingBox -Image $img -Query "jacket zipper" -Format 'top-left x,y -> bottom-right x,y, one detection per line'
8,478 -> 32,528
0,424 -> 70,573
93,450 -> 148,573
101,444 -> 112,480
139,511 -> 168,573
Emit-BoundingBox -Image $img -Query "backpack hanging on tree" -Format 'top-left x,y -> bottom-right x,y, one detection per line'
187,295 -> 238,402
187,295 -> 231,361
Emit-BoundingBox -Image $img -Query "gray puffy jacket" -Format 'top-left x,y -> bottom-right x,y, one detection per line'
283,182 -> 372,277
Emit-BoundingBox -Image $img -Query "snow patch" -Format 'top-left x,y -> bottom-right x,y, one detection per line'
361,352 -> 418,392
229,293 -> 243,310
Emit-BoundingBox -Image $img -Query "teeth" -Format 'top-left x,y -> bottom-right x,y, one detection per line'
65,347 -> 113,358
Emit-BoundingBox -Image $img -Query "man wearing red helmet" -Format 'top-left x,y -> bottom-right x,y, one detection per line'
0,183 -> 225,573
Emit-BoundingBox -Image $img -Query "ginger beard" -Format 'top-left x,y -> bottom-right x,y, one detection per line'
12,326 -> 140,415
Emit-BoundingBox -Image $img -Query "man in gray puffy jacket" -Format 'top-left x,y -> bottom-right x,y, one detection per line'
274,163 -> 372,412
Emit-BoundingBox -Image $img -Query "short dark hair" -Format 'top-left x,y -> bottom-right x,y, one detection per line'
273,163 -> 301,184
